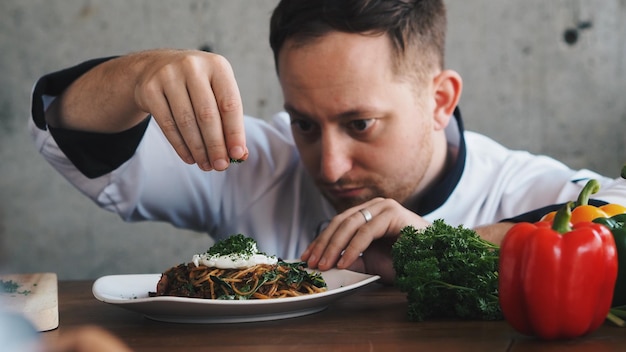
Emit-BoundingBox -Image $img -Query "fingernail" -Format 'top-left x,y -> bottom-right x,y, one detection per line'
230,146 -> 244,159
318,257 -> 327,268
213,159 -> 228,171
182,156 -> 194,164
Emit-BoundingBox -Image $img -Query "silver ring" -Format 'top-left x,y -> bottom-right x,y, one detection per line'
359,208 -> 373,223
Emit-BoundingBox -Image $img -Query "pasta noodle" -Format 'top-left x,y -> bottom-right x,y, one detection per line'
149,261 -> 327,300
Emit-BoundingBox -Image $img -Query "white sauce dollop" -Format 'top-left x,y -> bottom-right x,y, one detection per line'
191,241 -> 277,269
192,252 -> 278,269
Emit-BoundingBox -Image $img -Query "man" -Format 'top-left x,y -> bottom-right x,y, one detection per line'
30,0 -> 626,283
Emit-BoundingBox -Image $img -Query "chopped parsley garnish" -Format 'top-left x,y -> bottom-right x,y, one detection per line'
207,234 -> 261,257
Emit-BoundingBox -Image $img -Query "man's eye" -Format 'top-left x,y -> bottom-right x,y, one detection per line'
290,119 -> 314,133
349,119 -> 374,131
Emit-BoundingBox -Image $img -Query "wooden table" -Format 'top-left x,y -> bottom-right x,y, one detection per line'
43,280 -> 626,351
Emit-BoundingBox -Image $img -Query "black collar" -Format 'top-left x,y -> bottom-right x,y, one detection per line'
407,107 -> 466,215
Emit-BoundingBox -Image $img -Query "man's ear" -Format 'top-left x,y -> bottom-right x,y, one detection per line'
432,69 -> 462,130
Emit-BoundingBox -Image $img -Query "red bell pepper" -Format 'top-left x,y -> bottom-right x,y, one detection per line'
499,202 -> 618,340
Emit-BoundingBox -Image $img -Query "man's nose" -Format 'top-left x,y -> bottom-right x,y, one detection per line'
318,134 -> 352,183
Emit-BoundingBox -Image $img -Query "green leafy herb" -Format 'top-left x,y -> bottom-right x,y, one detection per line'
391,220 -> 502,322
1,279 -> 19,293
210,261 -> 326,300
230,158 -> 244,164
206,234 -> 260,257
279,261 -> 326,289
184,282 -> 196,294
0,279 -> 31,296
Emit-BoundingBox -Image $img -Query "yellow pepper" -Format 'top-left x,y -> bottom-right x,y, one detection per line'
541,179 -> 626,224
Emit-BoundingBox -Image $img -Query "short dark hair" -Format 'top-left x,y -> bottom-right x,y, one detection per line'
269,0 -> 447,81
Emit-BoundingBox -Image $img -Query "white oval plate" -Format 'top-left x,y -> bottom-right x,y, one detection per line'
92,268 -> 380,323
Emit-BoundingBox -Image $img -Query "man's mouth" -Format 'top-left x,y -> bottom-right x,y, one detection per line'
324,186 -> 365,199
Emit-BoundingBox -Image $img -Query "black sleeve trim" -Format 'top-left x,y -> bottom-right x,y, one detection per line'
31,56 -> 118,130
501,199 -> 609,223
32,56 -> 151,179
49,117 -> 151,179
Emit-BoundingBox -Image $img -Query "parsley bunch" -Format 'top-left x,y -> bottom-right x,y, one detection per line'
391,220 -> 502,321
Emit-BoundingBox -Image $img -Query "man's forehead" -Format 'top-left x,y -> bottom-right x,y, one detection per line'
277,31 -> 393,72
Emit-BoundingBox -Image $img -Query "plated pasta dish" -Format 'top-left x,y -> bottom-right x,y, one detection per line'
149,234 -> 327,300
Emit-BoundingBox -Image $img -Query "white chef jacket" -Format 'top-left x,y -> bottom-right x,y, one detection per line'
29,59 -> 626,259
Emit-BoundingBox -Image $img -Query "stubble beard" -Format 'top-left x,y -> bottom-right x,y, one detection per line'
321,156 -> 431,214
323,134 -> 433,214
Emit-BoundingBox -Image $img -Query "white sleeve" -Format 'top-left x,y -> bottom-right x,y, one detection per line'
30,113 -> 331,258
30,114 -> 296,225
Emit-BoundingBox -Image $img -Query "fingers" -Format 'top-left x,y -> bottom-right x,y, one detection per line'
146,83 -> 195,165
302,198 -> 387,271
209,57 -> 247,161
188,55 -> 246,170
302,198 -> 430,273
185,65 -> 227,170
137,51 -> 246,171
163,78 -> 212,168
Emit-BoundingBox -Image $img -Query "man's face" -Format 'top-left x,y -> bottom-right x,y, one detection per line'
278,32 -> 439,212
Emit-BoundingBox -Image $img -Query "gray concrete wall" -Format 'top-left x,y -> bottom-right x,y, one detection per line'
1,0 -> 624,279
